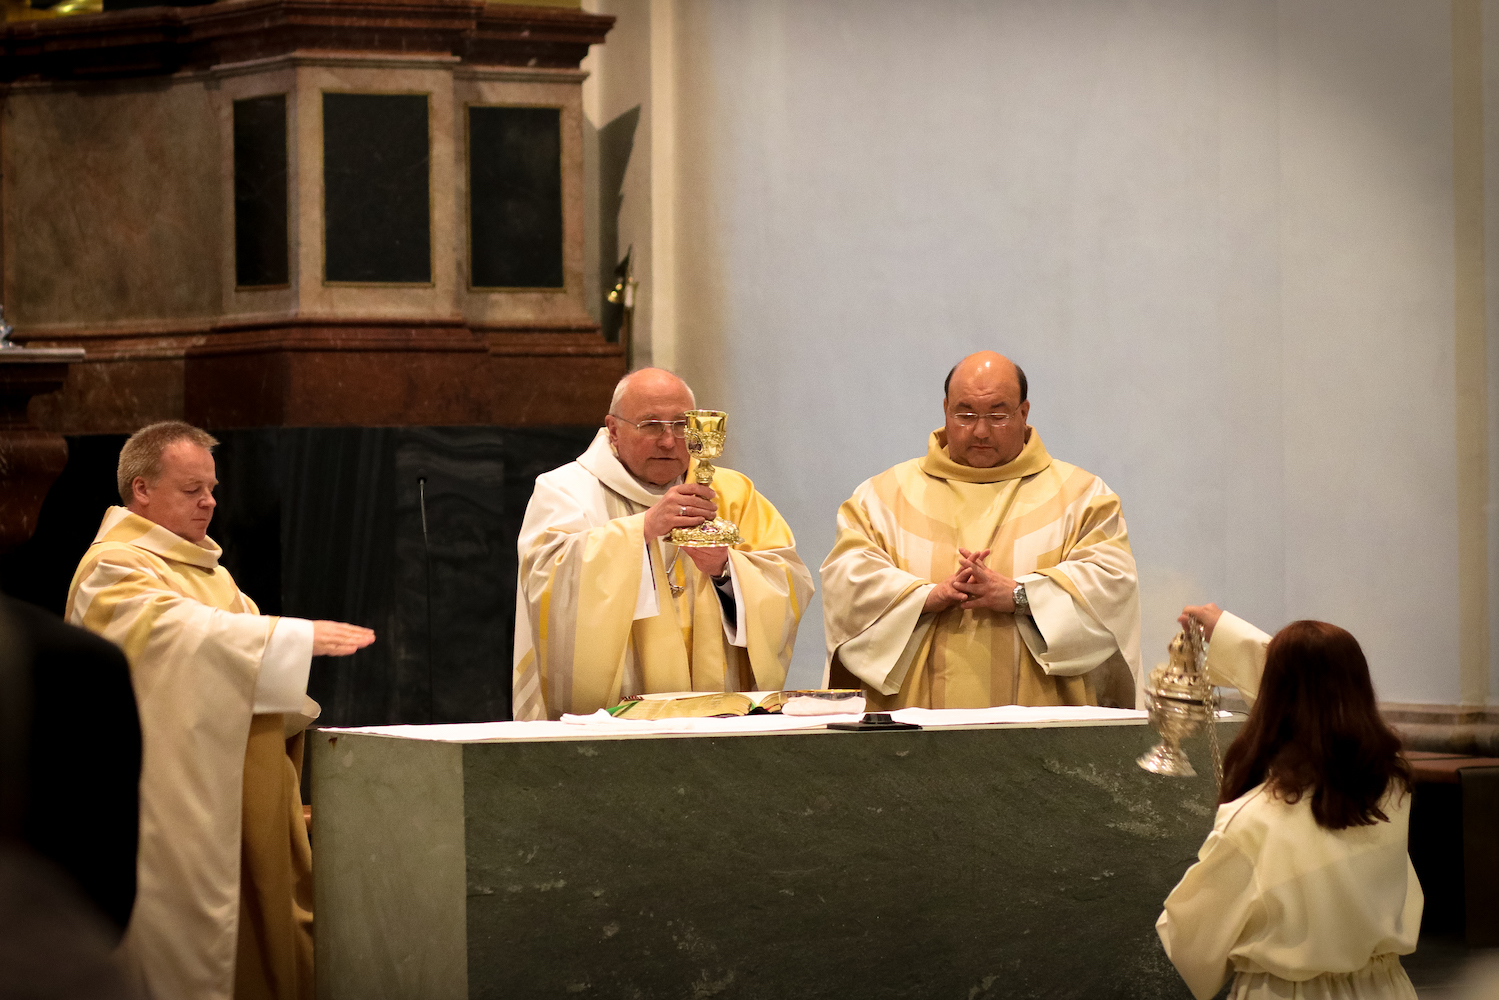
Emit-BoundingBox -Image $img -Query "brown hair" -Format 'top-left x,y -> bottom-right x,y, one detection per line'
1219,620 -> 1410,829
116,421 -> 218,505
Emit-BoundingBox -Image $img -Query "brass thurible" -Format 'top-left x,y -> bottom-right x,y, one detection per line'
671,410 -> 744,548
1137,618 -> 1222,784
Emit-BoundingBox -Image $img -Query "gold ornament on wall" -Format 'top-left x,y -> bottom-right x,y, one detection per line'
3,0 -> 102,21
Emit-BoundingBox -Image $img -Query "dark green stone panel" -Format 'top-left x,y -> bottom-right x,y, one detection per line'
468,105 -> 563,289
233,95 -> 289,287
461,723 -> 1238,999
323,93 -> 431,284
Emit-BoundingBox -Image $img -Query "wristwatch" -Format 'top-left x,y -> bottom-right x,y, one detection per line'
1012,582 -> 1030,615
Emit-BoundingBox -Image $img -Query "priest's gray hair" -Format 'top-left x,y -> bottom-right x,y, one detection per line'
609,368 -> 696,415
117,421 -> 219,505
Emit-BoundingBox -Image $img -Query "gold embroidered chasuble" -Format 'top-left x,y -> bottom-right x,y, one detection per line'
513,429 -> 814,720
821,428 -> 1141,710
67,507 -> 314,1000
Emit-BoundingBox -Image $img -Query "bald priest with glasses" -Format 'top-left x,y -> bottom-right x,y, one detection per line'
821,352 -> 1141,710
512,368 -> 815,720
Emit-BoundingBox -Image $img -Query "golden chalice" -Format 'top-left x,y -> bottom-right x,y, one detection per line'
1138,618 -> 1221,781
671,409 -> 744,548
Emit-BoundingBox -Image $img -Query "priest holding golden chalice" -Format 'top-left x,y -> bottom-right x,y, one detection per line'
512,368 -> 815,720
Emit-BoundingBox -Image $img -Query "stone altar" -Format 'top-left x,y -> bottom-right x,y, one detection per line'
311,712 -> 1239,1000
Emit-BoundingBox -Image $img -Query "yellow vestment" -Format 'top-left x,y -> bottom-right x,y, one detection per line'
513,429 -> 814,720
820,428 -> 1140,709
67,507 -> 314,1000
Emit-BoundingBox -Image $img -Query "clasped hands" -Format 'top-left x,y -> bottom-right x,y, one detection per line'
923,547 -> 1018,614
643,483 -> 729,578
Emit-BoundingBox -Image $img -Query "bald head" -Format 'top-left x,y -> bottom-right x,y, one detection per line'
943,352 -> 1026,405
941,351 -> 1031,468
610,367 -> 696,416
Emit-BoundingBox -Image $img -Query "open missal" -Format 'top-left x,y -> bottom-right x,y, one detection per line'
607,689 -> 865,720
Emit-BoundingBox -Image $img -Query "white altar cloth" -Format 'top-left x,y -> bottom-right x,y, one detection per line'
320,704 -> 1150,743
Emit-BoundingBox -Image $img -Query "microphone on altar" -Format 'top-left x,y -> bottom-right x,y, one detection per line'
418,475 -> 434,726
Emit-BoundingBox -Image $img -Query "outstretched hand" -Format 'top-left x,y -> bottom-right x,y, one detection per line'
312,620 -> 376,657
1178,603 -> 1224,640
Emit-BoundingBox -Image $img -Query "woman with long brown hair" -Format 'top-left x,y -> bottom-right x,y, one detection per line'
1156,604 -> 1421,1000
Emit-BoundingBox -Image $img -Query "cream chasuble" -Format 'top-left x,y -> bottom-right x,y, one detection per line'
513,429 -> 814,720
67,507 -> 317,1000
1158,612 -> 1422,1000
820,428 -> 1141,710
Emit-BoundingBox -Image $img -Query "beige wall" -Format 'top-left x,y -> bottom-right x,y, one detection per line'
582,0 -> 657,360
587,0 -> 1499,708
1485,0 -> 1499,707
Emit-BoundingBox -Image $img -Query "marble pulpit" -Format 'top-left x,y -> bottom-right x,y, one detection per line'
2,0 -> 621,433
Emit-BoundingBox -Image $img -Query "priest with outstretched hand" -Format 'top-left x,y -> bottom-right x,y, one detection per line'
67,421 -> 374,1000
820,351 -> 1140,709
513,368 -> 814,720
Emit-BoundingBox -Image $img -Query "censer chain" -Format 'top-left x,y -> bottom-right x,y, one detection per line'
1190,616 -> 1224,792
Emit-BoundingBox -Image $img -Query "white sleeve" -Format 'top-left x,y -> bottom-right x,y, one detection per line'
1204,611 -> 1271,705
1014,574 -> 1118,677
1157,828 -> 1261,1000
634,541 -> 660,620
718,560 -> 748,648
834,585 -> 935,695
255,616 -> 314,714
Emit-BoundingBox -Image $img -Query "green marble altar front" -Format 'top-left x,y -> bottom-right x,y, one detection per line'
311,717 -> 1237,999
